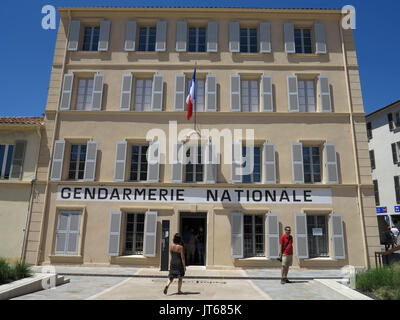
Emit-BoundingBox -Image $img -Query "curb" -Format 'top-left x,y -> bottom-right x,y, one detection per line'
314,279 -> 373,300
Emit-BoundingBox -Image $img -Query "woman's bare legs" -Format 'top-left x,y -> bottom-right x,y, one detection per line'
164,278 -> 173,294
178,277 -> 183,293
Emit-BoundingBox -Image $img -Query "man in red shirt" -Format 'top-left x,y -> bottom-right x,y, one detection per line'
279,226 -> 293,284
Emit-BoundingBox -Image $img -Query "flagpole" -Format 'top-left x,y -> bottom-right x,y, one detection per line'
194,62 -> 197,133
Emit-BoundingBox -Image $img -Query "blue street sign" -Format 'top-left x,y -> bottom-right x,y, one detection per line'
385,216 -> 390,223
376,207 -> 388,214
395,206 -> 400,213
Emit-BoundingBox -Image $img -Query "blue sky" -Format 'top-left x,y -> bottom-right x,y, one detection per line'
0,0 -> 398,116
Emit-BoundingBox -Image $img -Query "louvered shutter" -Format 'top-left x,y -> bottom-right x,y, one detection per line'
267,213 -> 280,258
174,74 -> 186,111
284,22 -> 295,53
55,211 -> 69,255
295,213 -> 309,259
98,20 -> 111,51
287,75 -> 299,112
330,213 -> 346,259
50,140 -> 65,181
83,141 -> 98,181
324,142 -> 339,184
147,141 -> 160,182
155,21 -> 167,52
143,211 -> 158,257
171,142 -> 183,183
229,21 -> 240,52
259,22 -> 271,53
120,74 -> 133,111
67,20 -> 80,51
207,21 -> 218,52
264,142 -> 276,184
388,113 -> 394,131
60,74 -> 74,110
261,75 -> 273,112
152,74 -> 164,111
230,74 -> 241,112
231,142 -> 242,183
10,140 -> 26,180
205,142 -> 217,183
91,74 -> 104,110
231,212 -> 243,258
107,210 -> 122,256
176,21 -> 187,52
319,76 -> 332,112
392,143 -> 398,164
206,74 -> 217,111
291,142 -> 304,184
114,141 -> 127,182
124,20 -> 136,51
314,22 -> 327,54
66,212 -> 81,255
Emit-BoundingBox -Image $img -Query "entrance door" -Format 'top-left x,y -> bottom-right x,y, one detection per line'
180,212 -> 207,266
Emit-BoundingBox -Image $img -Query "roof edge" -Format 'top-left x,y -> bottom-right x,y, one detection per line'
366,99 -> 400,118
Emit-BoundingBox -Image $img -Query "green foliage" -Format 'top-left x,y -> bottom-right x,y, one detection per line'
0,258 -> 12,284
13,260 -> 32,279
0,258 -> 32,285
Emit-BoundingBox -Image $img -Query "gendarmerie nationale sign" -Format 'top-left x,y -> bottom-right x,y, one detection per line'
57,186 -> 332,204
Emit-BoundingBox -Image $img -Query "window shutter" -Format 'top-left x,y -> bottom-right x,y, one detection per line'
174,74 -> 186,111
124,20 -> 136,51
55,212 -> 69,255
230,74 -> 241,112
324,142 -> 339,184
67,20 -> 80,51
98,20 -> 111,51
207,21 -> 218,52
205,142 -> 217,183
155,20 -> 167,52
291,142 -> 304,184
91,74 -> 104,110
107,210 -> 122,256
319,76 -> 332,112
50,140 -> 65,181
147,141 -> 160,182
114,141 -> 127,182
287,75 -> 299,112
392,143 -> 398,164
231,212 -> 243,258
259,22 -> 271,53
60,74 -> 74,110
314,22 -> 327,54
176,21 -> 187,52
83,140 -> 98,182
330,213 -> 346,259
66,212 -> 81,255
261,75 -> 273,112
388,113 -> 394,131
284,22 -> 295,53
152,74 -> 164,111
120,74 -> 133,111
171,142 -> 183,183
369,150 -> 375,170
264,142 -> 276,184
295,213 -> 309,259
143,211 -> 158,257
10,140 -> 26,180
205,74 -> 217,111
267,213 -> 280,258
231,142 -> 242,183
229,21 -> 240,52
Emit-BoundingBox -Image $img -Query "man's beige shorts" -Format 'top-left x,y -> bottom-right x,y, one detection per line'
282,254 -> 293,267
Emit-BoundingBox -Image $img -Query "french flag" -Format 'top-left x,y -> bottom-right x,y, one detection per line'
186,68 -> 196,120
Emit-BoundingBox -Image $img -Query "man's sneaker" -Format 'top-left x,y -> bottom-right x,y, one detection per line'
280,279 -> 286,284
285,278 -> 292,283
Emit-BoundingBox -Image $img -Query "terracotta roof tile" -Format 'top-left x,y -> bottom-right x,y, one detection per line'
0,117 -> 44,126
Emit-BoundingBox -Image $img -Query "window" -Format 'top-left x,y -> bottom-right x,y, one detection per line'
298,80 -> 316,112
54,210 -> 81,255
135,79 -> 152,111
394,176 -> 400,204
186,79 -> 205,112
391,142 -> 400,164
366,122 -> 372,140
369,150 -> 376,170
395,112 -> 400,127
82,26 -> 100,51
242,146 -> 261,183
0,144 -> 14,180
241,80 -> 259,112
388,113 -> 394,131
68,144 -> 86,180
240,28 -> 257,53
124,213 -> 145,255
129,145 -> 148,181
185,146 -> 203,183
76,79 -> 94,110
373,180 -> 380,206
303,146 -> 321,183
138,27 -> 156,51
244,215 -> 264,257
295,28 -> 312,54
188,27 -> 206,52
306,215 -> 329,258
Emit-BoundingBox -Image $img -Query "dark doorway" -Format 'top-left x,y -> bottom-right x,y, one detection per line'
180,212 -> 207,266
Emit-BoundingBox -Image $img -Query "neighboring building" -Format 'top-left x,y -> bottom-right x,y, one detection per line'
0,117 -> 43,260
24,7 -> 379,270
366,99 -> 400,241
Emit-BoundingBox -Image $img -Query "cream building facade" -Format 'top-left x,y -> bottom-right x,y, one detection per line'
24,7 -> 380,270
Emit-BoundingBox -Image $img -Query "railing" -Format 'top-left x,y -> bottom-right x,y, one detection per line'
375,245 -> 400,267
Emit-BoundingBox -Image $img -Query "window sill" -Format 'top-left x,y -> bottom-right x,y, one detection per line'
117,255 -> 146,259
237,257 -> 268,261
288,53 -> 322,57
303,257 -> 333,261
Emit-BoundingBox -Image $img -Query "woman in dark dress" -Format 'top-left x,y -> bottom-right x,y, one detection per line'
163,233 -> 186,295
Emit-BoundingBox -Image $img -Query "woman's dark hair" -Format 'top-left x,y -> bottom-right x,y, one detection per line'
173,233 -> 183,245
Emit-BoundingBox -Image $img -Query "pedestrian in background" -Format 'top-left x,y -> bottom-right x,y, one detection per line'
163,233 -> 186,295
391,225 -> 399,246
279,226 -> 293,284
